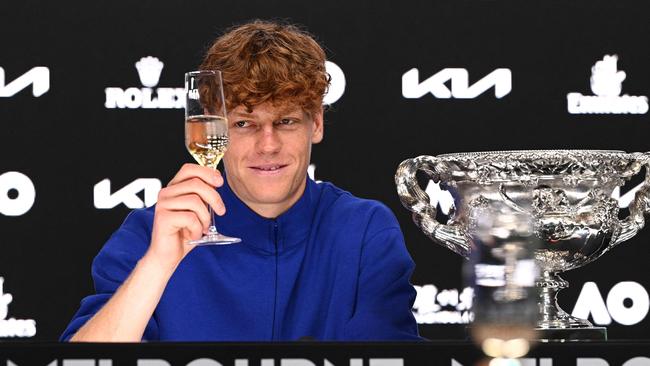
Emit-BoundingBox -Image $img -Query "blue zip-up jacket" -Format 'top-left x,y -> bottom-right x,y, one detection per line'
61,177 -> 420,341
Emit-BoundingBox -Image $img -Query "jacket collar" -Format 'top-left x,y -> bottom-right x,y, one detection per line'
214,175 -> 319,254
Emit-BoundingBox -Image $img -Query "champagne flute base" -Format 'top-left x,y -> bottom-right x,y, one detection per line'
188,234 -> 242,246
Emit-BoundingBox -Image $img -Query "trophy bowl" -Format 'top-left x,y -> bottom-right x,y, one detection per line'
396,150 -> 650,340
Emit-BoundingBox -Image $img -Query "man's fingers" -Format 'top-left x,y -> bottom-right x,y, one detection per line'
170,211 -> 205,241
158,178 -> 226,216
181,228 -> 200,245
168,163 -> 223,188
157,195 -> 212,230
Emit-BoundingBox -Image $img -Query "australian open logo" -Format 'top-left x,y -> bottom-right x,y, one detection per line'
105,56 -> 184,109
567,55 -> 648,114
0,277 -> 36,338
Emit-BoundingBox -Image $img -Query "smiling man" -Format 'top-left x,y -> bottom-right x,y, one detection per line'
62,20 -> 419,341
225,103 -> 320,218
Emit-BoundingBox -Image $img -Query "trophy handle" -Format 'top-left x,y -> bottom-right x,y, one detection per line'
612,152 -> 650,247
395,155 -> 471,258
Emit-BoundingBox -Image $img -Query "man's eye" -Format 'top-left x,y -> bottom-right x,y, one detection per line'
234,121 -> 250,128
278,118 -> 295,125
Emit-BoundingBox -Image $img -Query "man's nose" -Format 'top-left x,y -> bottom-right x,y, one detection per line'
255,125 -> 281,154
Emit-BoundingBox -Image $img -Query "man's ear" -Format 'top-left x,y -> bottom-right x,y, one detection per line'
311,107 -> 324,144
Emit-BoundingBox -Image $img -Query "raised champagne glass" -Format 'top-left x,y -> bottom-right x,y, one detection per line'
184,70 -> 241,245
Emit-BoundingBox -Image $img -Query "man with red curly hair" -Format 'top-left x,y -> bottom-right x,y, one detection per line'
62,20 -> 420,341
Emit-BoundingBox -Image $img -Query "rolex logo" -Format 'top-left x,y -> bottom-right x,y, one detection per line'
135,56 -> 164,87
105,56 -> 183,109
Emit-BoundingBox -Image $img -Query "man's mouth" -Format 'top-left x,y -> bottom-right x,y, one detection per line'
249,164 -> 289,174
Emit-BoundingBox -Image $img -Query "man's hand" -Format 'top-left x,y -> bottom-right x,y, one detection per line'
70,164 -> 225,342
145,163 -> 226,271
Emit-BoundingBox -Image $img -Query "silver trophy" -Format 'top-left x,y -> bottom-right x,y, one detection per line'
396,150 -> 650,340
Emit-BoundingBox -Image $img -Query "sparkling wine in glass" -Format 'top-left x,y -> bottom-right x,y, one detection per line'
184,70 -> 241,245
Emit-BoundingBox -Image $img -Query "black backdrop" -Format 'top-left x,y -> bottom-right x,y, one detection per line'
0,0 -> 649,340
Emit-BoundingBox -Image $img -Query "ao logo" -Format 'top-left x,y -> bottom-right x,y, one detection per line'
324,61 -> 345,105
307,164 -> 322,183
402,68 -> 512,99
572,281 -> 650,326
0,66 -> 49,97
94,179 -> 162,209
0,172 -> 35,216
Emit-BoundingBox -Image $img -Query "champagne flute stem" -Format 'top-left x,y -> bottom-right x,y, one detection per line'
208,193 -> 218,234
207,165 -> 219,235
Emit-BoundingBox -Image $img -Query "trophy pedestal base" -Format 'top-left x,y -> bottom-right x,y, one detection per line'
536,327 -> 607,342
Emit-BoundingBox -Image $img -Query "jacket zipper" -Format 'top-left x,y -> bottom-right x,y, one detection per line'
271,220 -> 279,340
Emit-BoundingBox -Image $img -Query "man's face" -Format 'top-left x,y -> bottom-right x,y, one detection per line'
223,102 -> 323,218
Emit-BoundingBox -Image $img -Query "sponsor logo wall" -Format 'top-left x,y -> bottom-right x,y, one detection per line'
0,0 -> 649,340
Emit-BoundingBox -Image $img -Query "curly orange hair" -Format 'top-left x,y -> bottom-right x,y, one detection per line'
200,20 -> 330,115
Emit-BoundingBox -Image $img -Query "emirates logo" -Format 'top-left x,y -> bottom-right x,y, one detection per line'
0,277 -> 36,337
567,55 -> 648,114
